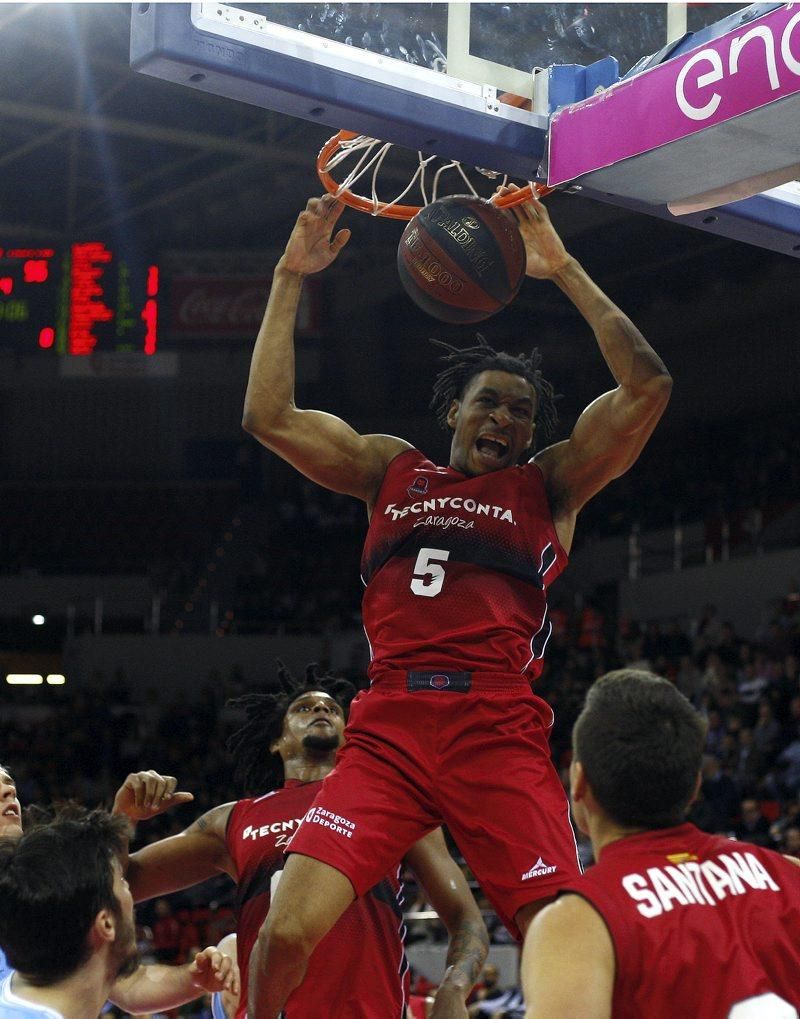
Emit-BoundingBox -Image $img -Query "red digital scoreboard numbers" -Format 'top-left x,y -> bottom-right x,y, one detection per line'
0,243 -> 159,355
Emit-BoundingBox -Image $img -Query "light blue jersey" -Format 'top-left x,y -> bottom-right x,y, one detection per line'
0,952 -> 10,984
211,991 -> 228,1019
0,974 -> 62,1018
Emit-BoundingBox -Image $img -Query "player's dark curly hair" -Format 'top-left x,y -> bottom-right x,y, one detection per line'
0,805 -> 132,985
429,334 -> 559,446
226,661 -> 356,796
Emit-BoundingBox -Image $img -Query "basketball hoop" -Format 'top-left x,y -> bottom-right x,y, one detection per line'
317,130 -> 552,221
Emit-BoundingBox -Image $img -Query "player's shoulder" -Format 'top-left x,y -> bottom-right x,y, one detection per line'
179,800 -> 236,841
238,781 -> 317,816
533,891 -> 605,932
526,894 -> 614,979
530,440 -> 570,494
0,973 -> 59,1018
365,442 -> 432,514
363,434 -> 415,469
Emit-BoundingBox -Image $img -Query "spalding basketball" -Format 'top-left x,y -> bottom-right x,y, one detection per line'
397,195 -> 526,324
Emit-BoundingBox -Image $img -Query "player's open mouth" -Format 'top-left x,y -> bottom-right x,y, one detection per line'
475,435 -> 509,462
310,719 -> 333,728
2,805 -> 20,819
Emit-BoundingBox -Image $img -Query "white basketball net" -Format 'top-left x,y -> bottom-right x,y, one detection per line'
319,133 -> 513,217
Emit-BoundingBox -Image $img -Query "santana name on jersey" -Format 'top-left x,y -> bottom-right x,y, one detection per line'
622,849 -> 780,917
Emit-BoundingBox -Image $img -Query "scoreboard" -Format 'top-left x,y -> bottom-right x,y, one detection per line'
0,243 -> 159,355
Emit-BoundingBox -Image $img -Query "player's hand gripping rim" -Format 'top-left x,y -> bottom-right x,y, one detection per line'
281,194 -> 352,277
496,183 -> 572,281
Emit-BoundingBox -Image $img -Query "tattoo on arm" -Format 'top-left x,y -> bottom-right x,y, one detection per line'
442,919 -> 490,994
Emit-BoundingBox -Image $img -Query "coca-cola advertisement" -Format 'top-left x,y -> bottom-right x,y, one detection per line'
167,273 -> 321,339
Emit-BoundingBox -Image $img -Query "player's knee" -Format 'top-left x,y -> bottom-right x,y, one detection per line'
259,911 -> 318,963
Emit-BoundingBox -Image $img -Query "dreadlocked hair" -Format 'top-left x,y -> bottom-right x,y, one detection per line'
429,334 -> 559,447
226,661 -> 356,796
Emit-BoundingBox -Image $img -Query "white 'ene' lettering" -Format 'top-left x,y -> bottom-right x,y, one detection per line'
675,11 -> 800,121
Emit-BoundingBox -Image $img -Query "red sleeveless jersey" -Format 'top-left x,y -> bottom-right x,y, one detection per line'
565,823 -> 800,1018
361,449 -> 567,680
226,780 -> 410,1018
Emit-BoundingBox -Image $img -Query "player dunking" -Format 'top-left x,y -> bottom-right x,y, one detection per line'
243,187 -> 672,1017
523,669 -> 800,1018
125,664 -> 488,1019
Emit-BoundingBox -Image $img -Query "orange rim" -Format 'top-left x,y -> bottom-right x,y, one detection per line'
316,130 -> 552,220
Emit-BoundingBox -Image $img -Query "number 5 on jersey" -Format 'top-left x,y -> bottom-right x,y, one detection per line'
411,547 -> 450,598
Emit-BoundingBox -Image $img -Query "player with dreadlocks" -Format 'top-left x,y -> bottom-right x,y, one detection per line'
243,186 -> 672,1017
125,662 -> 488,1019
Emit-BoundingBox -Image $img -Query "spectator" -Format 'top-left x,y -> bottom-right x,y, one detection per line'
704,708 -> 727,758
779,825 -> 800,856
468,963 -> 524,1017
674,654 -> 703,705
753,699 -> 782,766
776,735 -> 800,796
699,755 -> 739,831
734,798 -> 774,847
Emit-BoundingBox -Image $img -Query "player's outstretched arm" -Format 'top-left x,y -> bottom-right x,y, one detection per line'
499,185 -> 671,546
242,194 -> 410,507
406,828 -> 489,1018
522,895 -> 614,1019
109,946 -> 239,1013
126,802 -> 236,903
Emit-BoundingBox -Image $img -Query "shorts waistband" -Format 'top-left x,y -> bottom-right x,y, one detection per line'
370,669 -> 533,693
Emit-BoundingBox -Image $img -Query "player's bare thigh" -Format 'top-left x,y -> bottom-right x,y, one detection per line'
268,853 -> 356,940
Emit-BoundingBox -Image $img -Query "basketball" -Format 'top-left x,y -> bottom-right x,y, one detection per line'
396,195 -> 526,324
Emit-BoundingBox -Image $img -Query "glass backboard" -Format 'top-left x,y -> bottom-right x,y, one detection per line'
130,3 -> 799,256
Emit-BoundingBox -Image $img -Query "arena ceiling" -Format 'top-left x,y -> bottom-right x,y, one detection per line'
0,3 -> 794,310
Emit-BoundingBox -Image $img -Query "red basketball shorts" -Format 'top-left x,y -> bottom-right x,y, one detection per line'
287,671 -> 581,938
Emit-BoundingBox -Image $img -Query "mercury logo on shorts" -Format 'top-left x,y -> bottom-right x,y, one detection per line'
430,674 -> 450,689
521,857 -> 558,880
305,806 -> 356,839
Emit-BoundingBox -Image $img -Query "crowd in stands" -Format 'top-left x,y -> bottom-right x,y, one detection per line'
1,406 -> 797,603
581,406 -> 800,539
232,481 -> 365,635
0,484 -> 238,579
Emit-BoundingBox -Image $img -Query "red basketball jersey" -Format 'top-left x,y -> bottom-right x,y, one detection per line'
226,780 -> 410,1018
362,449 -> 567,680
564,823 -> 800,1018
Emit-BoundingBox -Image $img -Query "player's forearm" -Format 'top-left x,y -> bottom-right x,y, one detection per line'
109,963 -> 205,1013
242,261 -> 305,436
127,835 -> 228,903
436,916 -> 490,1000
107,807 -> 133,873
551,258 -> 671,393
126,853 -> 185,902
